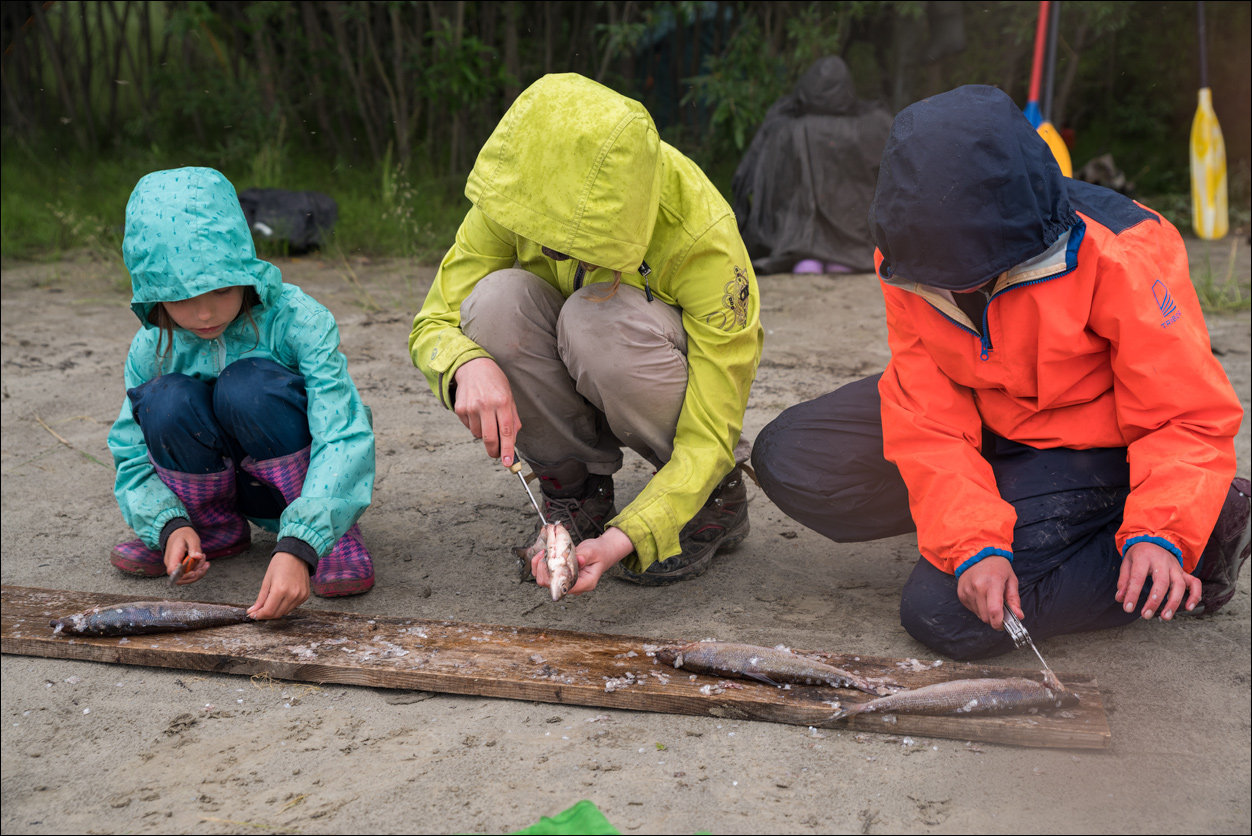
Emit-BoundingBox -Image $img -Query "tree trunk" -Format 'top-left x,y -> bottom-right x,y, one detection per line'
1053,18 -> 1090,129
31,2 -> 84,148
503,1 -> 520,103
326,0 -> 382,160
299,5 -> 345,159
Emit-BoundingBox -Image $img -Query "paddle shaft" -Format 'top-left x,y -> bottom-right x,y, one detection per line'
1043,1 -> 1061,123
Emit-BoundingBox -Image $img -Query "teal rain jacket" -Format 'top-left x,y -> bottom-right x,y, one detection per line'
108,167 -> 375,562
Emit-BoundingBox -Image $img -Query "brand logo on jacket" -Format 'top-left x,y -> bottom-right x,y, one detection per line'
706,266 -> 751,331
1152,280 -> 1180,328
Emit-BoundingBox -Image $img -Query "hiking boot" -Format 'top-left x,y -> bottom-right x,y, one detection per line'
1193,477 -> 1251,614
111,460 -> 251,576
242,446 -> 374,598
613,466 -> 750,586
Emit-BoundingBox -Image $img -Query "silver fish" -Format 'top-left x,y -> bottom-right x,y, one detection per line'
50,601 -> 252,637
656,641 -> 891,696
545,523 -> 577,601
827,675 -> 1079,722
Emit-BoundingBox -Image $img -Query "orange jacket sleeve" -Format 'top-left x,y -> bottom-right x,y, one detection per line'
879,286 -> 1018,576
1087,218 -> 1242,571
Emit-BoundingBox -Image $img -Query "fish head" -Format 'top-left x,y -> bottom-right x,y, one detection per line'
549,572 -> 572,602
654,646 -> 684,668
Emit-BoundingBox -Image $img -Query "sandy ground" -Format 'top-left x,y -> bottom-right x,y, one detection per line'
2,238 -> 1249,835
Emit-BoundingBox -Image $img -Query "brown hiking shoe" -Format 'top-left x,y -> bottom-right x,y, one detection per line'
1193,477 -> 1251,614
613,466 -> 750,586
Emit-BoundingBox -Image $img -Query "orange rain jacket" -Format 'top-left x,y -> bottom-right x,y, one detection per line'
871,87 -> 1242,578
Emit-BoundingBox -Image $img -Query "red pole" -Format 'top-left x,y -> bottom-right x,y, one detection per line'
1027,0 -> 1050,106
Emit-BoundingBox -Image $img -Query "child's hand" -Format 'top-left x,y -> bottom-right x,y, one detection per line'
453,357 -> 522,466
164,528 -> 209,584
249,552 -> 311,619
956,555 -> 1023,631
1116,541 -> 1201,620
532,527 -> 634,596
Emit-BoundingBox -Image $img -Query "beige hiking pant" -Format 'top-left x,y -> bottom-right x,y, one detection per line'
460,269 -> 688,475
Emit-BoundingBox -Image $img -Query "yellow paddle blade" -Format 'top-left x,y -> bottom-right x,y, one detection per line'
1190,88 -> 1228,240
1037,122 -> 1072,177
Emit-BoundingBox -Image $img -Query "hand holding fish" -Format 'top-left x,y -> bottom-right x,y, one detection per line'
248,551 -> 311,619
453,357 -> 523,467
956,555 -> 1023,631
164,528 -> 208,585
532,527 -> 634,597
1116,541 -> 1201,620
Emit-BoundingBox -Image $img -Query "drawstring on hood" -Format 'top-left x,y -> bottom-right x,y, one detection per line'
869,85 -> 1078,291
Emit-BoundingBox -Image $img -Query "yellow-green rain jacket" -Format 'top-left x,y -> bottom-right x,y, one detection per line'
408,74 -> 763,571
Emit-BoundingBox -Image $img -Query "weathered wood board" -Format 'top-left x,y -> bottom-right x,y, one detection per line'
2,585 -> 1109,748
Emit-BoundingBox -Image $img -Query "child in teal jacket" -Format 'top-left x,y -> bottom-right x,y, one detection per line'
108,167 -> 376,617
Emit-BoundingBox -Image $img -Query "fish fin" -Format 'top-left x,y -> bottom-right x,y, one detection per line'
744,672 -> 782,688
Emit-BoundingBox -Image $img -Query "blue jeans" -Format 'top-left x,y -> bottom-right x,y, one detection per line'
752,373 -> 1145,660
128,358 -> 312,519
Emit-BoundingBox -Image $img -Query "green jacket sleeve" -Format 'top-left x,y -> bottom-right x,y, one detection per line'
267,290 -> 376,557
107,333 -> 189,549
613,215 -> 763,571
408,207 -> 516,407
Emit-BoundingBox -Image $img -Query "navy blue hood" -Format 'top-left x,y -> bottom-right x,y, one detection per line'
869,85 -> 1078,291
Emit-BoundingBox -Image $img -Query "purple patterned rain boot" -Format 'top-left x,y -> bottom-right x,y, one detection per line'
110,461 -> 252,577
241,446 -> 374,597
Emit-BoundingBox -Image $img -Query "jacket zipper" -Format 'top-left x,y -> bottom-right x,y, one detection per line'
573,261 -> 653,300
932,270 -> 1077,361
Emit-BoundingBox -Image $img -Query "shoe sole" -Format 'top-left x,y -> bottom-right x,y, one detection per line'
312,576 -> 375,597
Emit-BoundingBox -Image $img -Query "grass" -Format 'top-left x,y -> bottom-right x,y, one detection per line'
6,145 -> 1247,315
0,144 -> 467,264
1193,238 -> 1251,312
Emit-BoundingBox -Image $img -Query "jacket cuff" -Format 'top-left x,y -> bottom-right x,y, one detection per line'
954,547 -> 1013,580
275,537 -> 318,571
1121,535 -> 1184,568
436,348 -> 493,409
158,518 -> 193,550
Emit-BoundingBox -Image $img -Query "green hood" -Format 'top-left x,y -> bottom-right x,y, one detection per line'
465,74 -> 663,273
123,167 -> 281,327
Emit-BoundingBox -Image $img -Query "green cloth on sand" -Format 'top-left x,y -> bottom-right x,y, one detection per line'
513,800 -> 620,835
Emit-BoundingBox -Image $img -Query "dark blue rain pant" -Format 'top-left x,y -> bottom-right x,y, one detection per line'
751,373 -> 1147,660
128,357 -> 312,519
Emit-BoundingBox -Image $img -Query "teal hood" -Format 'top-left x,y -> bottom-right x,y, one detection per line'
123,167 -> 281,326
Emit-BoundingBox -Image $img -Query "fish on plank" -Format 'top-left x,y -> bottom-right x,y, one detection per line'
826,675 -> 1079,722
655,641 -> 893,696
50,601 -> 253,637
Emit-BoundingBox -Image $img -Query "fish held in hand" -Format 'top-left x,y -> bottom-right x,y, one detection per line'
50,601 -> 252,637
656,641 -> 891,696
827,675 -> 1079,722
545,523 -> 577,602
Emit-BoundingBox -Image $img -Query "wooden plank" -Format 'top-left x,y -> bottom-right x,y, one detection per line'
1,585 -> 1109,748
